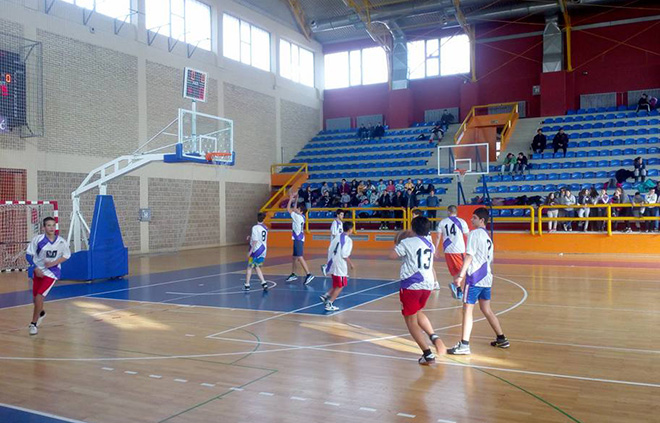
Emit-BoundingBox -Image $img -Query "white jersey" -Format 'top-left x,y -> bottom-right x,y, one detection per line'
395,236 -> 435,291
438,216 -> 469,254
249,223 -> 268,258
328,233 -> 353,277
465,228 -> 493,288
26,234 -> 71,280
330,219 -> 343,240
291,212 -> 305,242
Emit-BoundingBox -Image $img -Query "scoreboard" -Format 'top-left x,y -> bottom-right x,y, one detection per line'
182,67 -> 207,102
0,50 -> 27,132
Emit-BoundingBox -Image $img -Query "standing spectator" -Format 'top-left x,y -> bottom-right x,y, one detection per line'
553,128 -> 569,156
576,189 -> 592,231
440,109 -> 454,133
561,188 -> 576,231
596,188 -> 610,232
531,129 -> 547,153
633,157 -> 647,183
514,152 -> 528,175
636,93 -> 650,113
610,187 -> 625,232
628,191 -> 644,232
500,153 -> 516,174
414,179 -> 425,197
392,190 -> 405,229
426,189 -> 440,230
378,191 -> 392,230
406,187 -> 417,209
545,192 -> 559,233
644,187 -> 659,232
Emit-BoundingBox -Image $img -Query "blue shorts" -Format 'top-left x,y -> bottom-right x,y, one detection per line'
248,256 -> 265,268
293,240 -> 304,257
463,285 -> 491,304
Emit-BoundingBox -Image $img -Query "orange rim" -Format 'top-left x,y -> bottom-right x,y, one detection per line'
205,152 -> 232,162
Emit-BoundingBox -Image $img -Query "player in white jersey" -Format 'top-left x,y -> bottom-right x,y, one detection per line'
321,209 -> 344,277
244,213 -> 269,291
435,205 -> 469,300
319,221 -> 354,312
390,216 -> 447,365
25,217 -> 71,335
447,208 -> 509,355
411,209 -> 440,290
285,189 -> 314,285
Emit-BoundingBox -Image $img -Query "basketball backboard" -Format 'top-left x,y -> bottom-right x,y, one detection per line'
437,143 -> 489,177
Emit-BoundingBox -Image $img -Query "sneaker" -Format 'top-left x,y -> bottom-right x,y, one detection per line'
304,274 -> 315,285
243,284 -> 250,291
320,264 -> 327,277
36,310 -> 46,326
285,273 -> 298,282
261,281 -> 268,291
456,287 -> 463,300
29,323 -> 38,335
490,336 -> 510,349
433,281 -> 440,290
624,228 -> 633,233
418,354 -> 436,365
319,294 -> 329,304
447,341 -> 471,355
447,283 -> 460,300
325,302 -> 339,312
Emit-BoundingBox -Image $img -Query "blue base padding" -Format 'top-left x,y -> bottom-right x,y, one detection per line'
61,195 -> 128,281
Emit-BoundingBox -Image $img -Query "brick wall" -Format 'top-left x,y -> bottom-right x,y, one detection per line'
280,99 -> 320,162
37,171 -> 140,251
148,178 -> 220,251
0,18 -> 25,151
38,30 -> 139,157
223,83 -> 276,172
225,182 -> 270,244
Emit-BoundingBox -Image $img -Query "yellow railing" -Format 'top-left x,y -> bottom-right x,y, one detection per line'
538,203 -> 660,236
500,103 -> 519,151
260,163 -> 308,212
491,205 -> 535,235
453,102 -> 520,148
266,207 -> 410,233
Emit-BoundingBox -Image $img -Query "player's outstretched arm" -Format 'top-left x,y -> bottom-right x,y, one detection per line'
286,189 -> 296,214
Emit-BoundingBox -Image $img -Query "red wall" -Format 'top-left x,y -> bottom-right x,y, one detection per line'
322,5 -> 660,127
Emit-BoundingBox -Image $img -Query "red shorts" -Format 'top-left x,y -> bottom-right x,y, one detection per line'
33,275 -> 56,297
331,275 -> 348,288
445,253 -> 465,277
399,289 -> 431,316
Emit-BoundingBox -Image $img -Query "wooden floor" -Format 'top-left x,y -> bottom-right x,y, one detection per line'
1,245 -> 659,423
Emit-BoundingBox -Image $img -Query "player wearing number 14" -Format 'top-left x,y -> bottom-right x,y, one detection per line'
435,205 -> 469,300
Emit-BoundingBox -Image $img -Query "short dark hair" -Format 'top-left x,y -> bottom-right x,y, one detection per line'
447,205 -> 457,214
43,217 -> 56,226
411,209 -> 422,217
342,221 -> 354,232
336,209 -> 344,216
537,128 -> 542,132
474,207 -> 489,223
257,212 -> 266,223
411,216 -> 431,236
298,204 -> 307,214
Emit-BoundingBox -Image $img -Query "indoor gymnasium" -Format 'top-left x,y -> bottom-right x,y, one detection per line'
1,0 -> 659,422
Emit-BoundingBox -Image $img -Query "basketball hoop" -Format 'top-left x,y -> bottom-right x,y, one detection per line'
454,169 -> 468,184
206,152 -> 232,180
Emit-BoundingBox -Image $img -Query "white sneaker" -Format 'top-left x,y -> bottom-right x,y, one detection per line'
325,302 -> 339,312
36,311 -> 46,326
320,264 -> 327,277
319,294 -> 329,304
418,354 -> 436,365
243,284 -> 250,291
29,323 -> 38,335
285,273 -> 298,282
303,274 -> 315,285
447,341 -> 470,355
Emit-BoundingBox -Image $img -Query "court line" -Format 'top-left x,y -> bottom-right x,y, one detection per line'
492,301 -> 660,314
0,403 -> 88,423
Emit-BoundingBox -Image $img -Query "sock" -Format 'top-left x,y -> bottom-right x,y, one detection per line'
30,322 -> 36,325
457,287 -> 463,293
422,348 -> 433,358
497,334 -> 506,340
40,310 -> 45,317
461,340 -> 470,345
429,334 -> 439,342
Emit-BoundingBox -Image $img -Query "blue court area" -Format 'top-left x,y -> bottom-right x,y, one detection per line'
0,404 -> 86,423
0,256 -> 399,315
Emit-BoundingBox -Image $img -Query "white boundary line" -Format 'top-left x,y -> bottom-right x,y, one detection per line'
0,403 -> 88,423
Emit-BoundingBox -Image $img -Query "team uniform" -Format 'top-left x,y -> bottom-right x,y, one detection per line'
395,236 -> 436,316
323,218 -> 343,274
291,212 -> 305,257
248,223 -> 268,268
26,234 -> 71,297
438,216 -> 469,276
463,228 -> 494,304
328,233 -> 353,288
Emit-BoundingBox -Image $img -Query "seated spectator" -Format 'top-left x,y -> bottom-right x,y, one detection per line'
366,180 -> 376,192
414,179 -> 425,196
649,95 -> 658,111
357,181 -> 366,196
368,190 -> 378,205
514,152 -> 528,175
319,191 -> 332,208
395,179 -> 405,192
636,93 -> 650,113
644,187 -> 659,232
340,192 -> 350,208
531,128 -> 547,153
417,133 -> 429,141
500,153 -> 516,174
576,189 -> 591,231
561,188 -> 576,231
430,125 -> 443,143
404,178 -> 414,192
351,179 -> 359,191
374,124 -> 385,139
386,179 -> 396,193
440,109 -> 454,133
357,124 -> 367,140
339,178 -> 351,194
633,157 -> 647,183
320,182 -> 330,196
545,192 -> 559,233
377,179 -> 387,194
553,128 -> 568,156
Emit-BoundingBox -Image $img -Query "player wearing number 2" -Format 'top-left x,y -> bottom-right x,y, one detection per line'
244,212 -> 269,291
319,221 -> 355,312
435,205 -> 469,300
391,216 -> 447,365
447,207 -> 509,355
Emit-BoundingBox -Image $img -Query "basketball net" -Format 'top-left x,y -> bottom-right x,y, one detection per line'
206,152 -> 232,180
454,168 -> 468,184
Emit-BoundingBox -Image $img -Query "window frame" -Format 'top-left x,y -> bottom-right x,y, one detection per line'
324,46 -> 388,90
222,13 -> 272,73
145,0 -> 212,51
407,34 -> 471,80
279,38 -> 315,87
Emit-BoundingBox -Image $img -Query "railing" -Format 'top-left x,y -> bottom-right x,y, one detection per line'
499,103 -> 520,151
267,207 -> 410,233
491,205 -> 535,235
453,102 -> 520,151
260,163 -> 308,212
538,203 -> 660,236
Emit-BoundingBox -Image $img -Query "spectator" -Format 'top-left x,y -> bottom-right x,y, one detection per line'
430,125 -> 443,143
500,153 -> 516,174
395,179 -> 405,192
405,187 -> 417,209
576,189 -> 592,231
596,188 -> 610,231
374,124 -> 385,139
561,188 -> 576,231
319,191 -> 332,208
612,168 -> 635,188
628,191 -> 644,233
633,157 -> 647,183
610,187 -> 625,231
404,178 -> 414,191
649,95 -> 658,111
351,179 -> 359,191
417,133 -> 429,141
391,190 -> 405,229
377,179 -> 387,195
340,192 -> 350,208
426,181 -> 435,195
426,189 -> 440,230
357,124 -> 367,140
320,182 -> 329,196
553,128 -> 568,156
357,181 -> 366,196
545,192 -> 559,233
440,109 -> 454,133
644,187 -> 659,232
636,93 -> 650,113
414,179 -> 425,196
368,190 -> 379,205
378,191 -> 392,230
366,180 -> 376,192
339,178 -> 351,195
531,129 -> 547,153
386,179 -> 396,193
514,152 -> 528,175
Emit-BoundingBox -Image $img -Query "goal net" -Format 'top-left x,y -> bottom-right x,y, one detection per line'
0,201 -> 58,272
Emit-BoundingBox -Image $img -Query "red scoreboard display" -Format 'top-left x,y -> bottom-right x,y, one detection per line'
0,49 -> 26,131
183,67 -> 207,103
